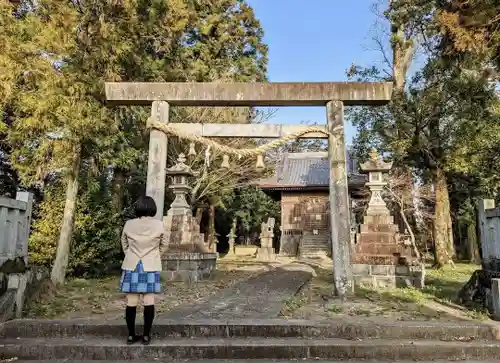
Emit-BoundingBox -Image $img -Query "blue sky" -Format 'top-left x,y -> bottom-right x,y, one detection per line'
247,0 -> 386,145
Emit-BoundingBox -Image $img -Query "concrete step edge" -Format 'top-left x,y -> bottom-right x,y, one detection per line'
2,336 -> 500,345
3,337 -> 500,361
2,318 -> 498,340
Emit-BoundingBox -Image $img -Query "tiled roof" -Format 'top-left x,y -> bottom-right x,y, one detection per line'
258,152 -> 366,188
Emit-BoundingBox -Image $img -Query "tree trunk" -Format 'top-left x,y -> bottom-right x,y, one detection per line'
111,167 -> 125,214
446,196 -> 455,258
391,0 -> 417,95
50,143 -> 81,285
467,221 -> 481,263
433,167 -> 454,267
390,3 -> 421,260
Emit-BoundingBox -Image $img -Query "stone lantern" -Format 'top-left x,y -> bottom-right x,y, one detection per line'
162,153 -> 218,282
165,153 -> 194,216
352,149 -> 423,289
359,149 -> 393,216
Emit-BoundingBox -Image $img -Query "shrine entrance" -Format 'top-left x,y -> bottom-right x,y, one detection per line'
105,81 -> 392,298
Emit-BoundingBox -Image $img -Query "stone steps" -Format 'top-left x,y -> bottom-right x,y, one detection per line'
2,319 -> 500,361
299,250 -> 330,258
299,235 -> 330,257
2,336 -> 500,361
1,318 -> 497,340
299,245 -> 329,249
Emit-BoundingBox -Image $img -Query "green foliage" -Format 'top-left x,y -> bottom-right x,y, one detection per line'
437,0 -> 500,70
347,52 -> 499,191
2,0 -> 269,277
29,183 -> 65,267
28,174 -> 123,277
222,186 -> 280,235
70,179 -> 124,277
179,0 -> 267,82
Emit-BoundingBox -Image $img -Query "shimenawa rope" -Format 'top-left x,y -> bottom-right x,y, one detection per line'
146,118 -> 341,158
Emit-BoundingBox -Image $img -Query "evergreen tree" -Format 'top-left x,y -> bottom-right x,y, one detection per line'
347,0 -> 499,266
2,0 -> 269,282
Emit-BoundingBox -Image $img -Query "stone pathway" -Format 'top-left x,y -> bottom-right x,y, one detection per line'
158,263 -> 314,320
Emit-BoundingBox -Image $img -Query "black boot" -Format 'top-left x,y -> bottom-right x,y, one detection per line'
125,306 -> 140,344
142,305 -> 155,345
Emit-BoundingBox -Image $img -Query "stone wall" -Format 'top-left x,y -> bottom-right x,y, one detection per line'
162,252 -> 217,283
0,265 -> 49,322
460,201 -> 500,317
352,263 -> 425,289
479,201 -> 500,274
0,192 -> 33,268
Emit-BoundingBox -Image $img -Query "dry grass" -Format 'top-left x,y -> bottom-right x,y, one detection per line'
24,262 -> 264,320
281,262 -> 488,321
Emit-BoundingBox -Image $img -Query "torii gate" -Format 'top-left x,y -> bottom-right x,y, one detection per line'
105,81 -> 392,299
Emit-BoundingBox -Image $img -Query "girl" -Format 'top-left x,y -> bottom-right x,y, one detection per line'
120,196 -> 167,345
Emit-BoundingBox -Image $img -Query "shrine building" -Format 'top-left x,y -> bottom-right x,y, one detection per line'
257,151 -> 367,258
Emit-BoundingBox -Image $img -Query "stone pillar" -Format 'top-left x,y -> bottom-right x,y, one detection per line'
491,278 -> 500,320
327,100 -> 352,299
146,101 -> 169,220
226,219 -> 237,257
15,191 -> 33,265
257,218 -> 276,261
478,199 -> 496,270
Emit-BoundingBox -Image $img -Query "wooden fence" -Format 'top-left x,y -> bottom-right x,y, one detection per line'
478,199 -> 500,269
0,192 -> 33,267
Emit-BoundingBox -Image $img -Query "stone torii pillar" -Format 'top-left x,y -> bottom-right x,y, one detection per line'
327,101 -> 351,296
105,81 -> 392,299
147,101 -> 169,220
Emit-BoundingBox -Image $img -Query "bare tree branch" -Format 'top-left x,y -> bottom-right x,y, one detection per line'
384,168 -> 436,259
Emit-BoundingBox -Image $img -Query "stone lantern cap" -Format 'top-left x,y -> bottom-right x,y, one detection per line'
166,153 -> 195,177
359,149 -> 393,173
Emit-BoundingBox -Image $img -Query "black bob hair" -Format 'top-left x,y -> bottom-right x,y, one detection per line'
134,196 -> 157,218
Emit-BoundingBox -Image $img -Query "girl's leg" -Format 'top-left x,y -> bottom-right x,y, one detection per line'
142,294 -> 155,345
125,294 -> 140,344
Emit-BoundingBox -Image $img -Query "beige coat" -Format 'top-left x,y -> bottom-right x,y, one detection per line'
121,217 -> 167,272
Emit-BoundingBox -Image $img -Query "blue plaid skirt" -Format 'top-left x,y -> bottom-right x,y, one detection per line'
119,260 -> 161,294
